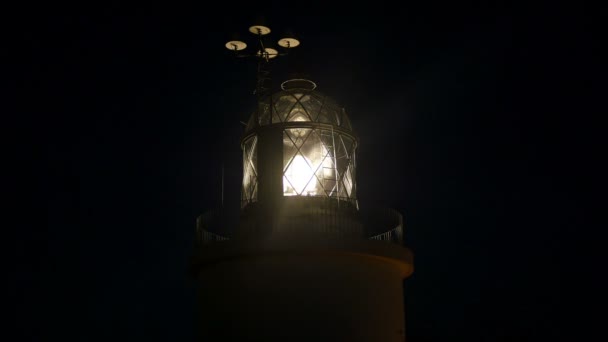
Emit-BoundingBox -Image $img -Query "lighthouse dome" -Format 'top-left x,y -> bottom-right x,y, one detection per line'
244,79 -> 353,133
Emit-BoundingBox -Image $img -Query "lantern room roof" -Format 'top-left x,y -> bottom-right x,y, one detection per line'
245,79 -> 353,133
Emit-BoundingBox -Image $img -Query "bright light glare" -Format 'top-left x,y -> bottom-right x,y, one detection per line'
284,155 -> 316,196
284,142 -> 335,197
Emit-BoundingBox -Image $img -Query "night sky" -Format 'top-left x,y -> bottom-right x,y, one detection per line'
18,2 -> 594,341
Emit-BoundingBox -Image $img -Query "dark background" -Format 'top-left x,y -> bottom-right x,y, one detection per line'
17,2 -> 596,341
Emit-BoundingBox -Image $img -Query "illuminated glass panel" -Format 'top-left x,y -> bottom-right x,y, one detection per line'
241,136 -> 258,207
246,90 -> 353,132
283,128 -> 356,203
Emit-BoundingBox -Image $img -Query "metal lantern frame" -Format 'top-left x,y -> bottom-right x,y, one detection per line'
240,84 -> 358,208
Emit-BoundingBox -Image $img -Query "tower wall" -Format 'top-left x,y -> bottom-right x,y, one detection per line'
193,239 -> 413,342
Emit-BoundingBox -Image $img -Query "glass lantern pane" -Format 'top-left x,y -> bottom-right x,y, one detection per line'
301,94 -> 323,122
286,103 -> 311,122
249,137 -> 258,174
340,110 -> 352,130
273,95 -> 298,123
284,151 -> 316,195
283,129 -> 325,197
284,128 -> 313,170
317,106 -> 334,125
241,136 -> 258,206
343,164 -> 354,197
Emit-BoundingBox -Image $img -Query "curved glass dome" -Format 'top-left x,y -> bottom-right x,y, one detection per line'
241,80 -> 357,209
245,79 -> 353,133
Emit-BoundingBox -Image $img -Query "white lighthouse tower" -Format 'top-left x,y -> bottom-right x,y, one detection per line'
191,23 -> 414,342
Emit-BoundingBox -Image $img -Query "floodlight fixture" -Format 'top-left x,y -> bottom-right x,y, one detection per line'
278,37 -> 300,48
224,23 -> 300,98
249,25 -> 271,36
257,47 -> 278,60
225,40 -> 247,51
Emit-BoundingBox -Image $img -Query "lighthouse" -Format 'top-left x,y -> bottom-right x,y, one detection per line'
191,24 -> 414,342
